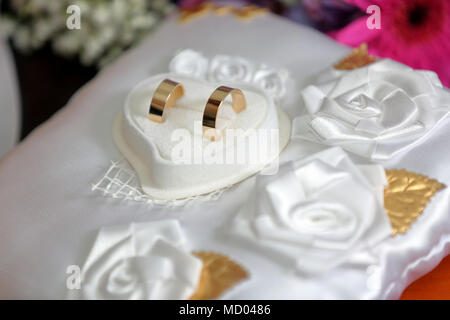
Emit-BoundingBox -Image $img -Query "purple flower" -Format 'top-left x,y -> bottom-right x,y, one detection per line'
178,0 -> 278,10
301,0 -> 363,32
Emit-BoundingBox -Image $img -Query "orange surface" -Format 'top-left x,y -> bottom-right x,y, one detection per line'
400,255 -> 450,300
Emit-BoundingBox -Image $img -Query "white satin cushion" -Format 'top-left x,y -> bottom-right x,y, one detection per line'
1,13 -> 449,299
292,59 -> 450,161
228,147 -> 392,275
68,220 -> 202,300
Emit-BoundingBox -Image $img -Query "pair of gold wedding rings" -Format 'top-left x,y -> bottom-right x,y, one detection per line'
148,79 -> 246,140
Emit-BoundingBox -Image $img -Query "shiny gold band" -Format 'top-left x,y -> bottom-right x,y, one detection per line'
149,79 -> 184,123
202,86 -> 246,140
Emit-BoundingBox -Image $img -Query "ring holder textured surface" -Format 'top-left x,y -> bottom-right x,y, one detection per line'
113,73 -> 291,200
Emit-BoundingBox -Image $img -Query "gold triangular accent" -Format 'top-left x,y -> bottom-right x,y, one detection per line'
384,169 -> 446,235
334,44 -> 377,70
190,251 -> 248,300
179,3 -> 215,23
232,5 -> 269,21
179,2 -> 267,24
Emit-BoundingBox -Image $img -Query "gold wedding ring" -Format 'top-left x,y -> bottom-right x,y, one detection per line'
149,79 -> 184,123
202,86 -> 246,141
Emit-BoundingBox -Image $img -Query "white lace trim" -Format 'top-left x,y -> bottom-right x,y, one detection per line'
92,160 -> 227,207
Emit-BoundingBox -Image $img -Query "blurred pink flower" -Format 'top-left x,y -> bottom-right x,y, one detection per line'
330,0 -> 450,87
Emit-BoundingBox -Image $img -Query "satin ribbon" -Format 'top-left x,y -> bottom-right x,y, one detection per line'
169,49 -> 289,102
293,59 -> 450,160
69,220 -> 202,300
230,148 -> 392,275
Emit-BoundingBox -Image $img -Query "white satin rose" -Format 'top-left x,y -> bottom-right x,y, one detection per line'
252,67 -> 289,101
293,59 -> 450,160
209,55 -> 254,83
229,148 -> 392,275
169,49 -> 209,79
68,220 -> 202,300
169,49 -> 290,101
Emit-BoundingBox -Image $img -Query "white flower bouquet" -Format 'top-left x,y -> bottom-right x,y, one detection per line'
1,0 -> 174,67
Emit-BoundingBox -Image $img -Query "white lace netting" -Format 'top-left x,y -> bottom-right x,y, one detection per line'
92,160 -> 228,207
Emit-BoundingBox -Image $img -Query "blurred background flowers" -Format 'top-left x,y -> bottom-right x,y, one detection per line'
330,0 -> 450,87
178,0 -> 449,87
1,0 -> 174,67
0,0 -> 448,143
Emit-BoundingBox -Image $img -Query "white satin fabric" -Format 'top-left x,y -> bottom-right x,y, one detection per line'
0,14 -> 449,299
169,49 -> 209,79
169,49 -> 289,102
230,148 -> 391,274
69,220 -> 202,300
293,59 -> 450,161
209,54 -> 254,83
252,66 -> 289,101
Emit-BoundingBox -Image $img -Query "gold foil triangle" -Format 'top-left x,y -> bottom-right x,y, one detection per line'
179,2 -> 267,23
334,44 -> 377,70
384,169 -> 446,235
190,251 -> 248,300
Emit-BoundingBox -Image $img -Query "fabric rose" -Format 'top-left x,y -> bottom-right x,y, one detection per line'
293,59 -> 450,160
252,66 -> 289,101
228,147 -> 392,274
208,54 -> 254,83
68,220 -> 202,300
168,49 -> 290,102
169,49 -> 209,79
